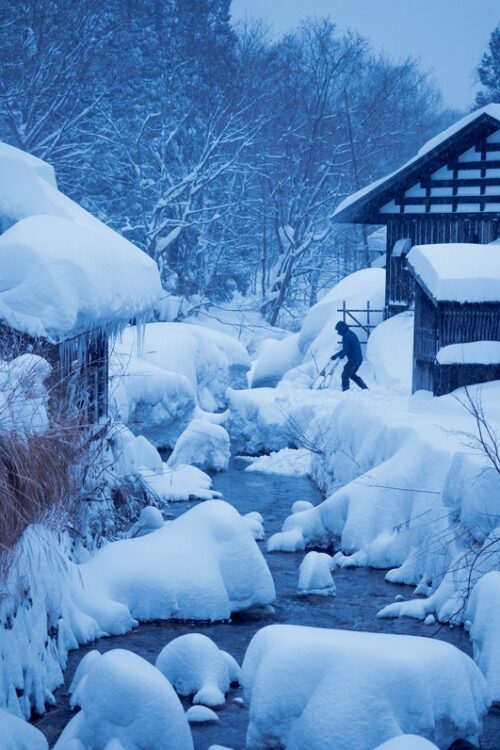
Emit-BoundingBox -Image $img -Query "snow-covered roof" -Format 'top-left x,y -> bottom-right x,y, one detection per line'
0,143 -> 162,341
333,104 -> 500,222
436,342 -> 500,366
407,243 -> 500,303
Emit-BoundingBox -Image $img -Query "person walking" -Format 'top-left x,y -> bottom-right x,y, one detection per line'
330,321 -> 368,392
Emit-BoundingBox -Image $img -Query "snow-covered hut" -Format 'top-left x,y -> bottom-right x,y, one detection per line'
0,142 -> 162,422
407,243 -> 500,395
332,105 -> 500,316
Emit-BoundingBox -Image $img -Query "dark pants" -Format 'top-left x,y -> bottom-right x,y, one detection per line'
342,359 -> 368,391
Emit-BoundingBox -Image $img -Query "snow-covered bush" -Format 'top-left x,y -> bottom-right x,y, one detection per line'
72,500 -> 276,633
155,633 -> 241,706
243,625 -> 489,750
297,551 -> 335,596
55,649 -> 193,750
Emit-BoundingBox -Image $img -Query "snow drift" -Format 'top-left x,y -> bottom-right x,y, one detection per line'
243,624 -> 489,750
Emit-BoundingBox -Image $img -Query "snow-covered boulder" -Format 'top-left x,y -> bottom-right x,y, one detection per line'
186,705 -> 219,723
155,633 -> 241,707
116,322 -> 250,411
245,448 -> 312,477
109,425 -> 220,503
291,500 -> 314,514
127,506 -> 164,538
372,738 -> 440,750
167,418 -> 230,472
54,649 -> 193,750
466,571 -> 500,702
243,625 -> 490,750
110,355 -> 196,449
0,709 -> 48,750
72,500 -> 276,633
297,551 -> 335,596
243,513 -> 265,541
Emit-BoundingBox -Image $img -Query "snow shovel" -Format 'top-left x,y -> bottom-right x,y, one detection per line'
311,358 -> 340,390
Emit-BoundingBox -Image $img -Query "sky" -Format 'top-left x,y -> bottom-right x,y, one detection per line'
230,0 -> 499,111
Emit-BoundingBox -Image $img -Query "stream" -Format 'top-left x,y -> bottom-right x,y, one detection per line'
36,459 -> 499,749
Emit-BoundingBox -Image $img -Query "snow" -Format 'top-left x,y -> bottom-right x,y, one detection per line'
186,705 -> 219,723
333,104 -> 500,217
245,448 -> 312,477
250,333 -> 302,388
167,418 -> 230,472
436,341 -> 500,365
0,709 -> 48,750
366,312 -> 414,391
126,506 -> 164,538
110,354 -> 196,449
407,243 -> 500,303
372,738 -> 439,750
297,552 -> 336,596
466,571 -> 500,702
54,649 -> 193,750
243,624 -> 490,750
116,322 -> 250,411
72,500 -> 276,632
0,215 -> 161,342
291,500 -> 314,514
155,633 -> 241,706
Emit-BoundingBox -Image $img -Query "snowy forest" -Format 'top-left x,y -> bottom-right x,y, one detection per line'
0,2 -> 500,750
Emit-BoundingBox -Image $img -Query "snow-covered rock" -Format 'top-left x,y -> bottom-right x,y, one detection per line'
297,551 -> 335,596
155,634 -> 241,707
243,625 -> 490,750
72,500 -> 276,633
245,448 -> 311,477
251,333 -> 302,388
243,513 -> 265,541
291,500 -> 314,514
167,418 -> 230,472
54,649 -> 193,750
0,709 -> 48,750
116,322 -> 250,411
126,506 -> 164,538
186,705 -> 219,723
110,355 -> 196,449
372,737 -> 440,750
466,571 -> 500,702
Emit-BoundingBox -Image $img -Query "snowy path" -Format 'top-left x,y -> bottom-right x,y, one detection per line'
35,461 -> 500,749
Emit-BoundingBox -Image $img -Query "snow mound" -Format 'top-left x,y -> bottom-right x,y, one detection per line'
267,528 -> 305,553
110,425 -> 220,503
155,633 -> 241,707
243,625 -> 489,750
291,501 -> 314,514
436,341 -> 500,365
54,649 -> 193,750
243,513 -> 265,540
117,322 -> 250,411
72,500 -> 276,632
372,737 -> 439,750
186,705 -> 219,723
167,418 -> 230,472
110,354 -> 196,449
0,215 -> 160,341
127,506 -> 164,538
245,448 -> 311,477
297,551 -> 335,596
366,312 -> 414,391
0,709 -> 48,750
251,333 -> 302,388
466,571 -> 500,701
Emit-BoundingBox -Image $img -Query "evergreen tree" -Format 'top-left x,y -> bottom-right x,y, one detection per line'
475,23 -> 500,106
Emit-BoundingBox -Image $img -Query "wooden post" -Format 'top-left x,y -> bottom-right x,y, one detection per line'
367,300 -> 370,335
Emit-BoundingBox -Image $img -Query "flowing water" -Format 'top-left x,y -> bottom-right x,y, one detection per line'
36,459 -> 499,749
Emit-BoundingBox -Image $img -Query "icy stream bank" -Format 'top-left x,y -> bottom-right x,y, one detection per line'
35,462 -> 499,750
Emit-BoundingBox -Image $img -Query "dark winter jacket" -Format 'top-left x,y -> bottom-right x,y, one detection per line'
333,328 -> 362,365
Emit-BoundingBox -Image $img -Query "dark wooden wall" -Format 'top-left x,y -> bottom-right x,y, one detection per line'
0,324 -> 108,423
412,290 -> 500,395
386,215 -> 500,315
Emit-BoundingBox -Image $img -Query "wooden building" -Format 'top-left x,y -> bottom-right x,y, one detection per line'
0,142 -> 161,425
332,105 -> 500,316
406,243 -> 500,396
